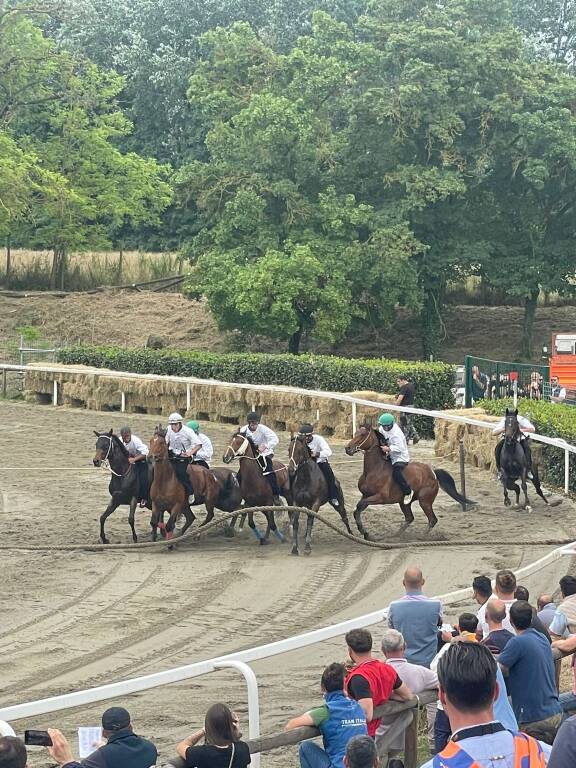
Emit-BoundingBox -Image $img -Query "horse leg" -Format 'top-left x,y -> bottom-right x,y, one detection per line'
150,502 -> 161,542
247,511 -> 265,544
180,503 -> 195,537
201,503 -> 214,526
291,510 -> 300,556
530,467 -> 548,503
268,510 -> 286,543
520,471 -> 531,510
501,473 -> 512,507
333,482 -> 352,533
304,509 -> 316,556
128,497 -> 138,543
354,498 -> 371,540
418,498 -> 438,530
398,501 -> 415,529
100,497 -> 121,544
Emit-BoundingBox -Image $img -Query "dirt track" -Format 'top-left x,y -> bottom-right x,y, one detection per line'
1,401 -> 575,766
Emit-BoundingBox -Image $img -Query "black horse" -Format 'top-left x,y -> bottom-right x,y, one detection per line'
93,430 -> 152,543
497,409 -> 547,510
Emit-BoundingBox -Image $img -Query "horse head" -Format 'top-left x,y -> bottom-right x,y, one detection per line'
223,432 -> 253,464
149,425 -> 169,461
93,429 -> 115,467
504,408 -> 520,445
345,424 -> 378,455
288,433 -> 312,472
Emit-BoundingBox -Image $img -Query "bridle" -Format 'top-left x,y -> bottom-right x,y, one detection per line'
289,434 -> 312,471
97,434 -> 131,477
504,417 -> 521,445
224,435 -> 258,462
348,427 -> 376,454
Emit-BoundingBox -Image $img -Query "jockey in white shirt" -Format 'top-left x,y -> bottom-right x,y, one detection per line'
187,420 -> 213,469
298,423 -> 341,507
492,411 -> 535,479
120,425 -> 149,506
240,412 -> 282,503
165,412 -> 202,496
377,412 -> 412,500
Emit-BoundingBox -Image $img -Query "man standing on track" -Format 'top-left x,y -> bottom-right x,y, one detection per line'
395,375 -> 419,445
240,412 -> 282,504
119,425 -> 149,507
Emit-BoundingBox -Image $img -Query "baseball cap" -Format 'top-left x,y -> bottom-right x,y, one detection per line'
101,706 -> 131,731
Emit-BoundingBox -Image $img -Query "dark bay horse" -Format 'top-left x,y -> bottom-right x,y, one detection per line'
198,467 -> 243,526
149,428 -> 196,541
222,432 -> 291,545
93,430 -> 151,544
345,425 -> 473,539
498,408 -> 547,510
288,434 -> 351,555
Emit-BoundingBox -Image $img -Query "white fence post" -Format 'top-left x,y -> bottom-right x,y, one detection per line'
120,392 -> 126,413
352,401 -> 357,435
186,383 -> 191,412
52,380 -> 58,406
214,661 -> 260,768
565,447 -> 570,495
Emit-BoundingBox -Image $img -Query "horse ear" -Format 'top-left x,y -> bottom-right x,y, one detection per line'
514,409 -> 518,416
107,429 -> 113,435
93,430 -> 100,437
505,408 -> 509,415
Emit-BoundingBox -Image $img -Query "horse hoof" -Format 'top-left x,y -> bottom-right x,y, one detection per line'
363,533 -> 372,542
525,505 -> 532,512
504,498 -> 511,507
259,538 -> 269,546
428,517 -> 438,530
100,537 -> 109,545
223,526 -> 235,538
291,547 -> 299,556
132,536 -> 138,544
304,547 -> 312,556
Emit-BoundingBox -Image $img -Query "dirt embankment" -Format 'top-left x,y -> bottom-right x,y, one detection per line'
1,290 -> 575,362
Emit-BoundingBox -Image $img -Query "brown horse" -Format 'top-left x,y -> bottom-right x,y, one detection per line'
149,428 -> 196,541
222,431 -> 291,544
288,434 -> 351,555
345,425 -> 472,539
198,467 -> 243,526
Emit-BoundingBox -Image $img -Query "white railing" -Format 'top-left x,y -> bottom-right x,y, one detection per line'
3,361 -> 575,492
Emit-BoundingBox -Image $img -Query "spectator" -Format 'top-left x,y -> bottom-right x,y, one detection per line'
515,586 -> 552,642
285,662 -> 367,768
481,599 -> 514,654
378,629 -> 438,754
479,569 -> 516,637
420,643 -> 551,768
0,736 -> 27,768
548,714 -> 576,768
387,567 -> 442,667
551,633 -> 576,715
395,376 -> 419,445
176,703 -> 250,768
344,629 -> 413,745
549,575 -> 576,638
537,594 -> 557,629
529,372 -> 543,401
48,707 -> 157,768
499,601 -> 562,743
431,613 -> 517,752
514,585 -> 529,601
550,377 -> 567,404
344,736 -> 379,768
471,366 -> 487,402
472,575 -> 493,610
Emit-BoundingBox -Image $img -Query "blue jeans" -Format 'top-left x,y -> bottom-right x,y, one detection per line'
299,741 -> 332,768
434,709 -> 451,753
560,690 -> 576,714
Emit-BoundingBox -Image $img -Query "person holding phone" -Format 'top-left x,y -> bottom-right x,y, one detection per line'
46,706 -> 157,768
176,703 -> 251,768
0,735 -> 27,768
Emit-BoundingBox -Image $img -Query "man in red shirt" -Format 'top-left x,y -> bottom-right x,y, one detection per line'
344,628 -> 414,756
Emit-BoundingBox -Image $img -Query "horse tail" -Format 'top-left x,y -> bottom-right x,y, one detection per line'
434,468 -> 475,506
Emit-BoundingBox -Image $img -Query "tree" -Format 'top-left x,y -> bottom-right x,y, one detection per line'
511,0 -> 576,67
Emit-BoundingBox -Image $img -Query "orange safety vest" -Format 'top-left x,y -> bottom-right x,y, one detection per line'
433,731 -> 547,768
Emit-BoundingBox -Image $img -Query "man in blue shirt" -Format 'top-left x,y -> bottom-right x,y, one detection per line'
499,601 -> 562,744
387,567 -> 442,667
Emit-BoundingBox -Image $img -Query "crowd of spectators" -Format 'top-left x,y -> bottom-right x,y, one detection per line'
470,367 -> 572,406
2,566 -> 576,768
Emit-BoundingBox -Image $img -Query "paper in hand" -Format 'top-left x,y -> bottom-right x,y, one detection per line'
78,727 -> 103,758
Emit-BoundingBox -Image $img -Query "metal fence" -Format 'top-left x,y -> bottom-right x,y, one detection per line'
0,336 -> 60,394
464,355 -> 550,407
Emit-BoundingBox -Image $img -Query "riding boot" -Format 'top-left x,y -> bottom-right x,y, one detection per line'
392,462 -> 412,499
135,461 -> 149,504
173,457 -> 194,497
318,461 -> 340,505
521,437 -> 534,479
263,455 -> 282,504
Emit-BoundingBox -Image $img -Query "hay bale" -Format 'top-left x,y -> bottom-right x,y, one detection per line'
434,408 -> 500,470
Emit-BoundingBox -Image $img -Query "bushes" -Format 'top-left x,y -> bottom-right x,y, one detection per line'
481,399 -> 576,491
58,346 -> 455,435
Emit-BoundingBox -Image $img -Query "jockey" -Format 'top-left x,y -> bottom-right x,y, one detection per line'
377,413 -> 412,501
165,412 -> 201,497
186,420 -> 213,469
492,413 -> 535,479
298,423 -> 341,507
119,425 -> 149,507
240,411 -> 282,504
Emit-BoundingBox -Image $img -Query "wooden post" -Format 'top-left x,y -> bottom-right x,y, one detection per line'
2,368 -> 6,398
403,710 -> 419,768
5,234 -> 11,283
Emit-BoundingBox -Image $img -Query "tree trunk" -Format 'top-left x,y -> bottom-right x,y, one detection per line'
288,326 -> 303,355
420,281 -> 445,361
50,249 -> 67,290
5,234 -> 11,283
520,288 -> 540,360
117,245 -> 124,283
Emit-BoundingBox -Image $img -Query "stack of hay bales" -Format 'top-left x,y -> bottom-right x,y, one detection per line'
22,365 -> 395,438
434,408 -> 499,470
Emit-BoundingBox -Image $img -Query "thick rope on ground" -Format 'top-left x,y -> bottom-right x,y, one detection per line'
0,506 -> 573,552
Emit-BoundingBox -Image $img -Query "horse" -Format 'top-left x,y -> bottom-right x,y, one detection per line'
287,433 -> 351,556
344,425 -> 473,539
222,431 -> 291,545
148,427 -> 196,542
93,430 -> 151,544
197,466 -> 243,526
498,408 -> 547,510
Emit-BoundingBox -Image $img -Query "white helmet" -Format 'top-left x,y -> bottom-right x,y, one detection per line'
168,412 -> 184,424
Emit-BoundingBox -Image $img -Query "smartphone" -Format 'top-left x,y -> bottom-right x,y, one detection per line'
24,730 -> 53,747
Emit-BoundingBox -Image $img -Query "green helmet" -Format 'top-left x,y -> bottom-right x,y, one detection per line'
187,420 -> 200,432
378,413 -> 395,427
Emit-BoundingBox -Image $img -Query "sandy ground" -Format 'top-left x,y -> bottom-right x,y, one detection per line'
1,401 -> 575,766
1,290 -> 576,361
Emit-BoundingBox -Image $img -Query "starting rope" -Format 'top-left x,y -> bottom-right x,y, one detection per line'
0,506 -> 574,552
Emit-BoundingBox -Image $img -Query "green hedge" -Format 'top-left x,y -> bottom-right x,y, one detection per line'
481,399 -> 576,492
58,346 -> 455,436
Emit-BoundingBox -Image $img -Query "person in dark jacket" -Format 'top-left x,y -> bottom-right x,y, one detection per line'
48,707 -> 157,768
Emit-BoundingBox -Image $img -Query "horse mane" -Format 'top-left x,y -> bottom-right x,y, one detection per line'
239,431 -> 258,454
154,424 -> 167,438
372,427 -> 388,446
111,433 -> 129,456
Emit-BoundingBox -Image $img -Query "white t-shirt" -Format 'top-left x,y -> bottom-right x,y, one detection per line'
307,434 -> 332,461
121,433 -> 149,457
478,595 -> 516,638
165,424 -> 201,456
378,423 -> 410,464
195,433 -> 213,464
240,423 -> 278,456
492,415 -> 534,434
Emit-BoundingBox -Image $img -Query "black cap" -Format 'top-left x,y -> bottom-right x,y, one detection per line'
247,412 -> 260,422
298,423 -> 313,434
102,706 -> 131,731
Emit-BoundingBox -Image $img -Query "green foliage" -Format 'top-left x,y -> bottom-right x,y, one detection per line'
481,399 -> 576,491
58,345 -> 455,434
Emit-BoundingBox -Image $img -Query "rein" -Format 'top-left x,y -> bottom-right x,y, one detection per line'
99,435 -> 131,478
